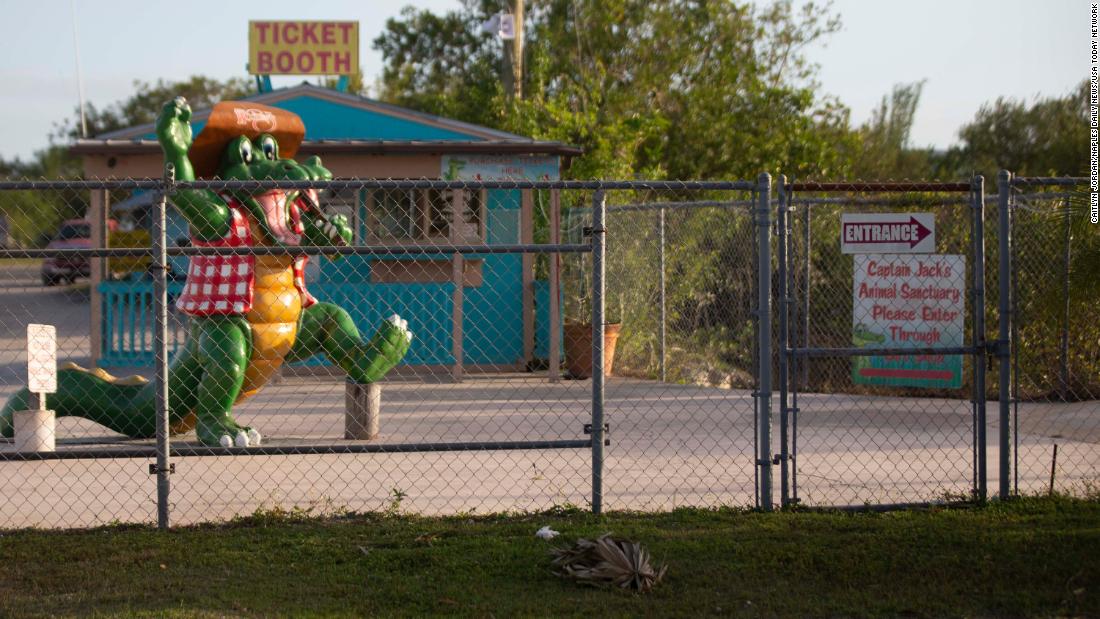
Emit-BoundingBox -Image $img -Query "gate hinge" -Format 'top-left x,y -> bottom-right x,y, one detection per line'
582,226 -> 606,238
149,463 -> 176,475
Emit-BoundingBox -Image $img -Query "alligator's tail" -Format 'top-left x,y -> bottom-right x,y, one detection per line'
0,363 -> 185,439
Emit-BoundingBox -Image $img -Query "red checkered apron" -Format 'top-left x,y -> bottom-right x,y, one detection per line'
176,198 -> 316,317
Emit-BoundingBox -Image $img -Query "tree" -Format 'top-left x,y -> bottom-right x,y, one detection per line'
373,0 -> 857,181
941,81 -> 1088,180
373,3 -> 503,127
0,76 -> 255,247
850,81 -> 936,180
54,75 -> 253,141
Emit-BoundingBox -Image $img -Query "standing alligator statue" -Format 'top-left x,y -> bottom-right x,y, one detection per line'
1,97 -> 412,447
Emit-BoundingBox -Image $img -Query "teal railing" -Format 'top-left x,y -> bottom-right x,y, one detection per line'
98,279 -> 555,368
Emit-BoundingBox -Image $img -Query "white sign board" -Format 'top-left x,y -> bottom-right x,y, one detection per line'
841,213 -> 935,254
27,324 -> 57,394
441,154 -> 560,182
851,254 -> 965,389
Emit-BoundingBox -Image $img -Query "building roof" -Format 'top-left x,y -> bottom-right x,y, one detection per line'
76,83 -> 580,157
71,138 -> 581,157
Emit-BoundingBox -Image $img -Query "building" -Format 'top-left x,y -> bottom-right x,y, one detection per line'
71,84 -> 579,379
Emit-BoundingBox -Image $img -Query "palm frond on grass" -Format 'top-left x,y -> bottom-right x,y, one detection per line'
550,534 -> 668,593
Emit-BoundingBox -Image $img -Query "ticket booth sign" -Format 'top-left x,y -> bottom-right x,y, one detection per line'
249,21 -> 359,75
851,254 -> 965,389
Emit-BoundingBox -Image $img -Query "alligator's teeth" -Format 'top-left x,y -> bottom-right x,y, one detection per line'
247,428 -> 262,446
399,318 -> 408,331
235,431 -> 249,448
219,435 -> 232,448
387,314 -> 401,325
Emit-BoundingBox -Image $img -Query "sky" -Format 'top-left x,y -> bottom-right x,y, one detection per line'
0,0 -> 1086,161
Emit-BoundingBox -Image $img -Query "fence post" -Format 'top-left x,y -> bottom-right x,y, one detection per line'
153,167 -> 173,529
1059,194 -> 1072,396
776,176 -> 790,507
801,204 -> 811,390
997,170 -> 1012,499
591,189 -> 607,515
755,173 -> 773,511
658,205 -> 667,383
972,175 -> 987,501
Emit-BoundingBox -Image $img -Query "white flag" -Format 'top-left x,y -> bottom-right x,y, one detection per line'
480,13 -> 500,35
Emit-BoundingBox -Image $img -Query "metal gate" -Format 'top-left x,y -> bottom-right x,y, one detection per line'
777,179 -> 988,507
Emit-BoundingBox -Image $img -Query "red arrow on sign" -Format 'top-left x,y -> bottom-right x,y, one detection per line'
842,216 -> 932,248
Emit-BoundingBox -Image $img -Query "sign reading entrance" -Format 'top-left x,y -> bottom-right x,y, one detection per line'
852,254 -> 965,389
249,21 -> 359,76
841,213 -> 935,254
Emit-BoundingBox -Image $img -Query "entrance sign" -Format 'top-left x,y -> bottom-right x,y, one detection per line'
27,324 -> 57,394
852,254 -> 965,388
249,21 -> 359,76
841,213 -> 935,254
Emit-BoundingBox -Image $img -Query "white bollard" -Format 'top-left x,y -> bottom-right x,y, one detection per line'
13,408 -> 56,452
345,381 -> 380,440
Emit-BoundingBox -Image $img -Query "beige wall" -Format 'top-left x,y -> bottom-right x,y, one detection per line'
81,153 -> 443,180
82,155 -> 163,179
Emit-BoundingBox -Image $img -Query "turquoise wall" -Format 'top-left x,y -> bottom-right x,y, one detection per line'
307,188 -> 524,367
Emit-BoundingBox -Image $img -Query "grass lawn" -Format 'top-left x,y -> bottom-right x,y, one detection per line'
0,497 -> 1096,618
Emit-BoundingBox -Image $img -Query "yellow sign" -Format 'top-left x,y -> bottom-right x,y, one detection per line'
248,21 -> 358,76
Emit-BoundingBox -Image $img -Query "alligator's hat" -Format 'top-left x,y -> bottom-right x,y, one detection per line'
188,101 -> 306,178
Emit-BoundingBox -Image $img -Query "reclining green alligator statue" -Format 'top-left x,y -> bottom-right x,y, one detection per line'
1,97 -> 412,447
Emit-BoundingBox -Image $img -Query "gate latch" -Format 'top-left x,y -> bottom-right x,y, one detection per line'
584,423 -> 611,446
148,463 -> 176,475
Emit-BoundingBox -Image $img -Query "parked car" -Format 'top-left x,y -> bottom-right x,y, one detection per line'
41,219 -> 119,286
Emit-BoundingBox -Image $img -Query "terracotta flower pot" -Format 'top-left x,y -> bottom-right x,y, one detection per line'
563,322 -> 622,379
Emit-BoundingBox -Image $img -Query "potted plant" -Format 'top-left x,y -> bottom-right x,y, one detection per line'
562,255 -> 622,379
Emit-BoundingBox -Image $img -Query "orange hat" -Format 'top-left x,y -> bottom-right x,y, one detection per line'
188,101 -> 306,178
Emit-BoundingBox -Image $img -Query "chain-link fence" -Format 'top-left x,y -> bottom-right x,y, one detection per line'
0,176 -> 769,529
0,173 -> 1095,529
1004,176 -> 1099,498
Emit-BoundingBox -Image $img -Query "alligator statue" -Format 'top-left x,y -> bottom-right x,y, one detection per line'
1,97 -> 412,447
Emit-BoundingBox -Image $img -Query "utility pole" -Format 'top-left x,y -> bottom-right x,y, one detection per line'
501,0 -> 523,100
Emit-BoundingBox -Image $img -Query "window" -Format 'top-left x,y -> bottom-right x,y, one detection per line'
367,188 -> 485,243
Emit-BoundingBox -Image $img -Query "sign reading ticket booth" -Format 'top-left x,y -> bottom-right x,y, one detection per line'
851,254 -> 965,389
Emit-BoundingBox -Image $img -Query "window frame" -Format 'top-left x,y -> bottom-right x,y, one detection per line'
364,187 -> 486,245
